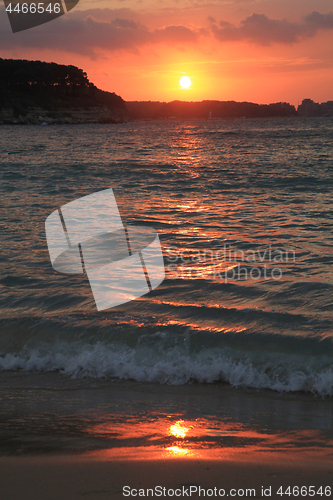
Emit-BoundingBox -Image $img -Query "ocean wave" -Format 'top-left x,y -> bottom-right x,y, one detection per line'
0,336 -> 332,396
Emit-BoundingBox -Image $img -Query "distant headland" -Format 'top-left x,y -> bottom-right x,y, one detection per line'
127,99 -> 333,120
0,58 -> 128,125
126,100 -> 297,120
1,59 -> 332,124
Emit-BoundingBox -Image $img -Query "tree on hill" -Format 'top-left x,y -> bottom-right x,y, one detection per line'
0,58 -> 93,95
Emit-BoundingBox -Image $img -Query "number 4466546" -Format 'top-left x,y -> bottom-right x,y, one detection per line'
5,3 -> 61,14
277,486 -> 331,496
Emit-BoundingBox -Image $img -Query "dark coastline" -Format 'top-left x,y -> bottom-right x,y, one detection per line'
2,58 -> 333,124
0,58 -> 128,125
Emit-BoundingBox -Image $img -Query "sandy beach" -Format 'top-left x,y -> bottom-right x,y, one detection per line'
1,454 -> 332,500
1,373 -> 332,500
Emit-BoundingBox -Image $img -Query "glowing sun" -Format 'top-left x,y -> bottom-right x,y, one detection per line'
180,76 -> 191,89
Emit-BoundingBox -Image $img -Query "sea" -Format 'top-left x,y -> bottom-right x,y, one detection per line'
0,118 -> 332,460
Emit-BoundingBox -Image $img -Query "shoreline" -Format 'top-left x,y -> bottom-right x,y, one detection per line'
0,454 -> 332,500
1,115 -> 331,125
1,373 -> 332,476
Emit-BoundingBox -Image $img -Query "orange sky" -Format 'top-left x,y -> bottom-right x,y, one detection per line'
1,0 -> 333,104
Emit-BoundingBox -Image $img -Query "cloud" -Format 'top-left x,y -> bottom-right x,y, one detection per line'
1,7 -> 333,58
0,7 -> 199,59
305,11 -> 333,30
211,11 -> 333,45
155,25 -> 198,43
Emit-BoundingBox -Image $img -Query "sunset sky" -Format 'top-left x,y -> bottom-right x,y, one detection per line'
1,0 -> 333,104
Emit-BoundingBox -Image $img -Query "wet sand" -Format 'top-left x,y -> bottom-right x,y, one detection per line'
1,454 -> 332,500
1,373 -> 332,499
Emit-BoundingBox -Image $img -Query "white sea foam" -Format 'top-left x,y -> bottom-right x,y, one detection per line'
0,340 -> 332,397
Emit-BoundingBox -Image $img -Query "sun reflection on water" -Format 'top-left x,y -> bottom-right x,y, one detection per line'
83,417 -> 332,462
165,446 -> 192,457
169,419 -> 189,439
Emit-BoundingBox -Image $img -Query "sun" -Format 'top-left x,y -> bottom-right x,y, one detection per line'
180,76 -> 191,89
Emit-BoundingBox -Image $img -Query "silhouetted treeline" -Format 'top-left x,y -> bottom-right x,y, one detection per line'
126,100 -> 297,120
0,58 -> 94,96
94,89 -> 126,113
0,58 -> 128,124
0,58 -> 125,109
